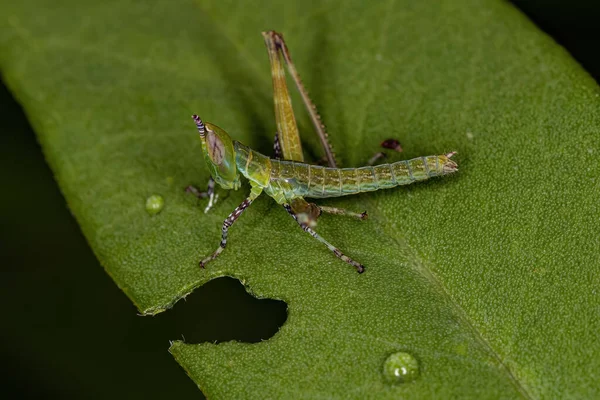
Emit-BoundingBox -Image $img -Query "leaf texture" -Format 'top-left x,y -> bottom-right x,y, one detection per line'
1,0 -> 599,398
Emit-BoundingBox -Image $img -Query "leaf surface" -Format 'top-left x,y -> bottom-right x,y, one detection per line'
1,0 -> 598,398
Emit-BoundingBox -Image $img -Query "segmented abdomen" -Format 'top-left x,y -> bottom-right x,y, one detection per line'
269,155 -> 456,200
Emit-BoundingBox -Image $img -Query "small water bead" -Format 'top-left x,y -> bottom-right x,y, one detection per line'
383,352 -> 419,383
145,194 -> 164,215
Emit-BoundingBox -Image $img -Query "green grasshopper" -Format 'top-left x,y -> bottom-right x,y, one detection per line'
190,31 -> 458,273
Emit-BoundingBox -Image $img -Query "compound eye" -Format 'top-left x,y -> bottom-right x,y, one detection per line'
206,130 -> 225,165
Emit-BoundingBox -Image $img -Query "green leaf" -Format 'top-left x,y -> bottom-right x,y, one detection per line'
2,0 -> 598,398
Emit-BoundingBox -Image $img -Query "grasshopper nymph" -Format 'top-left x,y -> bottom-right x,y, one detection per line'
190,32 -> 458,273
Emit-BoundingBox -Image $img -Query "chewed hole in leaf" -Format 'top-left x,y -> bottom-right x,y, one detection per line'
157,277 -> 287,343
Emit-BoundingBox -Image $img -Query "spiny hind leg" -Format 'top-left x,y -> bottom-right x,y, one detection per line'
263,31 -> 303,162
283,203 -> 365,273
263,30 -> 337,167
186,177 -> 218,213
319,205 -> 368,220
199,195 -> 254,268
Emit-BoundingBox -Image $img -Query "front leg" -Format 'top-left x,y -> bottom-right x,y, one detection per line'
186,177 -> 219,213
283,203 -> 365,273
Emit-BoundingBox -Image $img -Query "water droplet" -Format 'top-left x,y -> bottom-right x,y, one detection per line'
383,352 -> 419,383
146,194 -> 164,215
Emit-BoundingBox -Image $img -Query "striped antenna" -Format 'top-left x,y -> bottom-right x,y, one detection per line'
192,114 -> 206,138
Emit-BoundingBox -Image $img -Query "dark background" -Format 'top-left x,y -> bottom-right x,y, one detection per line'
1,1 -> 598,398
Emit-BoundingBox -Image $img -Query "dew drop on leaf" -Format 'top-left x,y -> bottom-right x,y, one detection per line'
145,194 -> 164,215
382,352 -> 419,383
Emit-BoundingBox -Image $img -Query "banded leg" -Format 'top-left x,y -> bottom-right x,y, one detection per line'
200,185 -> 263,267
273,132 -> 283,159
186,177 -> 218,213
263,31 -> 337,167
319,205 -> 368,220
283,203 -> 365,273
199,196 -> 254,268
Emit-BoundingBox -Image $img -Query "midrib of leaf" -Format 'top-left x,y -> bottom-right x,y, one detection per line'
344,1 -> 531,395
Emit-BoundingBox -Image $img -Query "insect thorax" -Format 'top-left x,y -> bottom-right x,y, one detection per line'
234,141 -> 272,187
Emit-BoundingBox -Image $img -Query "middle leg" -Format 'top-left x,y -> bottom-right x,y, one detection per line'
199,185 -> 263,267
186,177 -> 218,213
319,205 -> 368,220
283,203 -> 365,273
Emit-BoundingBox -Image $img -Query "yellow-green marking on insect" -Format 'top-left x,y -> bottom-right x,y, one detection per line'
145,194 -> 164,215
188,31 -> 458,273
